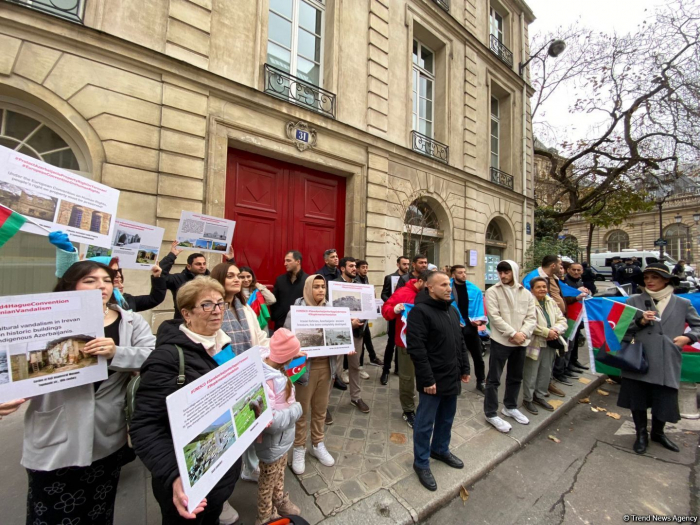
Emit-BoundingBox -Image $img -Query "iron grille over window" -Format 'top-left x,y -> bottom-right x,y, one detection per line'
432,0 -> 449,12
412,131 -> 448,164
264,63 -> 337,119
490,167 -> 514,190
489,34 -> 513,68
4,0 -> 86,24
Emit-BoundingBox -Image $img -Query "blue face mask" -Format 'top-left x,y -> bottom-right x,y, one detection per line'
212,343 -> 236,366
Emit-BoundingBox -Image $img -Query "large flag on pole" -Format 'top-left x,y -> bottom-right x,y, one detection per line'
564,301 -> 584,340
247,289 -> 271,329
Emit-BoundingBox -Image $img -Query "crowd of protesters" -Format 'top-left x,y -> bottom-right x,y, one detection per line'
1,233 -> 697,523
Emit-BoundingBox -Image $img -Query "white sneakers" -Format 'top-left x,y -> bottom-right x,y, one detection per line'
312,442 -> 335,467
219,501 -> 239,525
502,407 -> 530,425
240,467 -> 259,482
341,370 -> 350,384
359,366 -> 370,380
486,416 -> 512,433
291,446 -> 306,475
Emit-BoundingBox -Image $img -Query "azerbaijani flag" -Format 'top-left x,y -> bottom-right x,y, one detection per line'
399,303 -> 414,347
0,205 -> 26,248
247,289 -> 271,329
564,301 -> 584,340
584,298 -> 637,353
285,356 -> 307,383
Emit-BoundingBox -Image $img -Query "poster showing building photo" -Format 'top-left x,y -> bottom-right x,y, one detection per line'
175,211 -> 235,254
167,347 -> 271,513
0,145 -> 119,248
0,289 -> 108,403
327,281 -> 378,320
84,219 -> 165,270
290,306 -> 353,357
184,409 -> 236,486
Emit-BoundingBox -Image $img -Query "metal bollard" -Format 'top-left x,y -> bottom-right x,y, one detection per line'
679,382 -> 699,420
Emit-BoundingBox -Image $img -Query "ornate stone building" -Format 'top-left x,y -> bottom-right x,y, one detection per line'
0,0 -> 537,326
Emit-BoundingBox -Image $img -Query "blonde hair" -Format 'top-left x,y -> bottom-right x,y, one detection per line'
177,276 -> 226,313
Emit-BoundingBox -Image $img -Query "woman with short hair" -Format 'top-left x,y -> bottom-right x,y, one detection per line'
131,277 -> 242,524
618,263 -> 700,454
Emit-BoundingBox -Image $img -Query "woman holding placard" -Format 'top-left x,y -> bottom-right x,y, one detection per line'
130,277 -> 243,524
21,260 -> 155,524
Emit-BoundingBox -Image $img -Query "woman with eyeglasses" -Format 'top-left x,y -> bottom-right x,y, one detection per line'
239,266 -> 276,307
131,277 -> 243,524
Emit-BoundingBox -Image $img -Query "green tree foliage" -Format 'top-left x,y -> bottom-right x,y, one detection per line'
524,237 -> 579,273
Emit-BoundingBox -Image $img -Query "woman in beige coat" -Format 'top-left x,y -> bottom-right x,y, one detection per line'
522,277 -> 568,415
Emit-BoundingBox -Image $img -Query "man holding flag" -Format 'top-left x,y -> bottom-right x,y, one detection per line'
381,270 -> 429,428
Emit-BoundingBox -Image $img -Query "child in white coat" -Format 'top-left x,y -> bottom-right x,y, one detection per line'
255,328 -> 304,525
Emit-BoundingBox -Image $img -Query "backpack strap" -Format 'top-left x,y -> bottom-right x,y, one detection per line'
175,345 -> 185,385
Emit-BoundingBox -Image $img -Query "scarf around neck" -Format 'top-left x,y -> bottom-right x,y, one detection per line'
645,285 -> 674,315
221,297 -> 253,356
179,324 -> 232,357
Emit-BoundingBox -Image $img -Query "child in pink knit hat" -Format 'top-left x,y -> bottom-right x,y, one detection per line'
254,328 -> 305,524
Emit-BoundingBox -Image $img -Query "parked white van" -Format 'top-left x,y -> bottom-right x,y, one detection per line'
589,250 -> 678,280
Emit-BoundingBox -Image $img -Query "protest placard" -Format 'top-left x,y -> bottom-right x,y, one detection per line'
80,219 -> 165,270
391,275 -> 400,294
290,306 -> 353,357
327,281 -> 378,320
167,347 -> 271,512
0,145 -> 119,248
175,211 -> 235,254
0,290 -> 108,403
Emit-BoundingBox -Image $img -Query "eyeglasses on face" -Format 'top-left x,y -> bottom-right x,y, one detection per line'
194,301 -> 229,312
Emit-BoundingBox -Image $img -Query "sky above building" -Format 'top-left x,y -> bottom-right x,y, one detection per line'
526,0 -> 662,146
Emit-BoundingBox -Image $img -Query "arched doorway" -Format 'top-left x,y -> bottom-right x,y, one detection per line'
484,218 -> 513,287
403,199 -> 442,266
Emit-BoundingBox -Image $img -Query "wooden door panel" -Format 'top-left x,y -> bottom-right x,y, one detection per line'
230,213 -> 278,287
233,165 -> 279,213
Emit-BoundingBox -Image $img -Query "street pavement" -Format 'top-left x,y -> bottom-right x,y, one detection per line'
425,380 -> 700,524
1,333 -> 607,524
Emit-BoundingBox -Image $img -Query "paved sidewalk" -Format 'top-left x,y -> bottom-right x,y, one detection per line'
1,334 -> 605,525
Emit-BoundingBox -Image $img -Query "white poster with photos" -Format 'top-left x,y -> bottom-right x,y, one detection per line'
290,306 -> 354,357
79,218 -> 165,270
166,347 -> 271,513
327,281 -> 378,320
0,290 -> 108,403
0,145 -> 119,248
175,211 -> 235,254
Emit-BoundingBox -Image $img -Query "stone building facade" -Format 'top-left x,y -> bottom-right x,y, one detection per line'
0,0 -> 536,328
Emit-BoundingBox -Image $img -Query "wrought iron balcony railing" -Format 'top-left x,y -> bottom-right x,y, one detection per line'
432,0 -> 450,12
411,131 -> 449,164
264,64 -> 337,119
489,34 -> 513,68
4,0 -> 86,24
491,166 -> 514,190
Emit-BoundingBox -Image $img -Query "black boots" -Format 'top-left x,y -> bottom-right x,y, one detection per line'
632,410 -> 648,454
651,417 -> 680,453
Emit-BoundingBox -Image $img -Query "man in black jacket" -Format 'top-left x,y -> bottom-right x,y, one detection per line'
397,254 -> 428,289
380,256 -> 409,384
616,258 -> 642,293
316,248 -> 341,283
271,250 -> 308,332
356,260 -> 383,368
581,262 -> 598,295
407,271 -> 470,491
159,242 -> 210,319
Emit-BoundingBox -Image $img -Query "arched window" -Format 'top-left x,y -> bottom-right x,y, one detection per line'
403,199 -> 441,265
607,230 -> 629,252
665,224 -> 692,262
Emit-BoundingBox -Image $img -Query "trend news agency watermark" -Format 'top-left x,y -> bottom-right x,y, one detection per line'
623,515 -> 698,523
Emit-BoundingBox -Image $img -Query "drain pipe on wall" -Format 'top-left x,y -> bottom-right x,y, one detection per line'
520,12 -> 529,264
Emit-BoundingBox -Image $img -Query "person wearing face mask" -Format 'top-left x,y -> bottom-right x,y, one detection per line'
238,266 -> 276,306
16,260 -> 155,525
131,277 -> 242,524
617,263 -> 700,455
283,275 -> 337,475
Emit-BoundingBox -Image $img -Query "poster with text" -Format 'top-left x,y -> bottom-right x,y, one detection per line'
167,347 -> 271,512
80,219 -> 164,270
0,290 -> 108,403
175,211 -> 235,254
290,306 -> 353,357
327,281 -> 378,320
390,276 -> 400,294
0,145 -> 119,248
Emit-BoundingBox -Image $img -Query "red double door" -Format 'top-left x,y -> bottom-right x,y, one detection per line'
225,149 -> 346,287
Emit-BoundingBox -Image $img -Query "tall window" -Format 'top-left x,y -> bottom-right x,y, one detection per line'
606,230 -> 629,252
665,224 -> 691,262
490,96 -> 500,169
403,200 -> 440,265
267,0 -> 324,86
412,39 -> 435,138
490,8 -> 504,42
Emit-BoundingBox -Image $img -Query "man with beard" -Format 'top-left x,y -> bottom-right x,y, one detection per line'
407,271 -> 470,491
316,248 -> 341,283
160,242 -> 215,319
450,265 -> 488,394
396,254 -> 429,289
271,250 -> 308,332
380,256 -> 410,384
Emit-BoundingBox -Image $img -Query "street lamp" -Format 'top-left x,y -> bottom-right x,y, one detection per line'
519,39 -> 567,77
675,215 -> 683,223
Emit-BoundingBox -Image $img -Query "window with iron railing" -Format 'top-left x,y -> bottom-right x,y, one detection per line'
489,7 -> 513,67
4,0 -> 86,24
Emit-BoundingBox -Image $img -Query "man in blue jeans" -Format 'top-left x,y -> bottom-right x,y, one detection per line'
406,271 -> 471,491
